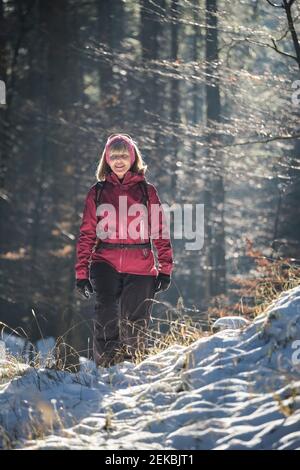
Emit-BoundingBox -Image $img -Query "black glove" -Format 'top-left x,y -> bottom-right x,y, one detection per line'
155,273 -> 171,293
76,279 -> 94,299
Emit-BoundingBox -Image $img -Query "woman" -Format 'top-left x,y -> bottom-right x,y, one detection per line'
75,134 -> 174,367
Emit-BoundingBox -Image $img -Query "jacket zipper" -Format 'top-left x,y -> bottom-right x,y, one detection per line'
120,247 -> 123,272
119,187 -> 127,272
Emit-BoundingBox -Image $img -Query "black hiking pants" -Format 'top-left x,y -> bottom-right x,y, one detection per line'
89,261 -> 157,367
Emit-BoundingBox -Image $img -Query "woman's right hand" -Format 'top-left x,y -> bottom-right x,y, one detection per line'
76,279 -> 94,299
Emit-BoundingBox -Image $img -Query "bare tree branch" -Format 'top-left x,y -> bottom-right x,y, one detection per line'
271,37 -> 298,60
245,37 -> 297,62
266,0 -> 283,7
283,0 -> 300,68
222,133 -> 300,148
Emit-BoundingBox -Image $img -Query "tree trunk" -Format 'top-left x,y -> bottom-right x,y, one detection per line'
204,0 -> 226,300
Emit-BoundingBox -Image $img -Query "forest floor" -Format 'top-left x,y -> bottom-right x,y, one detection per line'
1,286 -> 300,450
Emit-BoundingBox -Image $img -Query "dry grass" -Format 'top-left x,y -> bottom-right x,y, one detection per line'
206,238 -> 300,323
0,354 -> 29,383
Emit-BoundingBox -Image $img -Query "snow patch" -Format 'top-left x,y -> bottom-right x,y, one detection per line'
1,286 -> 300,449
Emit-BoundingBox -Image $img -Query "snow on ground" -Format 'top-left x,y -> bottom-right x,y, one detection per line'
1,286 -> 300,450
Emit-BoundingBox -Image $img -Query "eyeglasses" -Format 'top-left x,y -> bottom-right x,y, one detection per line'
109,154 -> 130,161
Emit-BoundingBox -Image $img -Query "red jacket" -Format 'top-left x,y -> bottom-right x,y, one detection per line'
75,170 -> 174,280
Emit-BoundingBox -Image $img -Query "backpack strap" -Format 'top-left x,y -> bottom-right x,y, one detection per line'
94,181 -> 106,207
138,180 -> 151,240
138,180 -> 149,207
92,181 -> 106,253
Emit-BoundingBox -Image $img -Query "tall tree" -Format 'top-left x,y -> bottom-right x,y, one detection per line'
204,0 -> 226,300
0,0 -> 7,189
139,0 -> 167,184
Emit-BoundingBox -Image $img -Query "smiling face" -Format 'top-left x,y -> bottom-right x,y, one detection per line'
109,150 -> 131,179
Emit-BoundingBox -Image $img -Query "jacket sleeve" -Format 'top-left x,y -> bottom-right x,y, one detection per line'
75,186 -> 97,280
148,183 -> 175,276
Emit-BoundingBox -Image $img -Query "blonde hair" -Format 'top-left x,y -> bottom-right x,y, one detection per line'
96,134 -> 148,181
